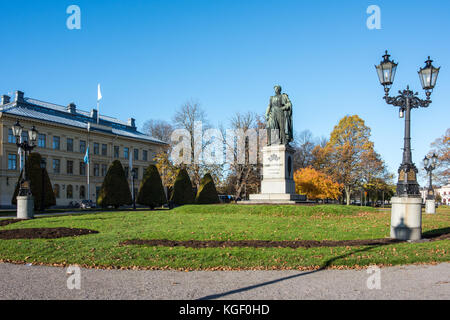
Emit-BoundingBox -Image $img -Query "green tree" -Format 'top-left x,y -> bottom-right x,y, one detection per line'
137,165 -> 167,209
195,173 -> 220,204
12,152 -> 56,210
170,168 -> 194,205
97,160 -> 132,208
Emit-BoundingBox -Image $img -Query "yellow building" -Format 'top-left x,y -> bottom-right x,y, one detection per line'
0,91 -> 168,208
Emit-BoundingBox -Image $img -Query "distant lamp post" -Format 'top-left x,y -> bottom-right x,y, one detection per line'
423,153 -> 438,214
40,158 -> 46,212
375,51 -> 440,239
131,168 -> 137,210
12,120 -> 39,219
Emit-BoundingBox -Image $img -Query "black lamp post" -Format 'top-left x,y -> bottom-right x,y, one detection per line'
12,120 -> 39,196
423,153 -> 438,200
375,51 -> 440,197
131,168 -> 137,210
40,158 -> 46,212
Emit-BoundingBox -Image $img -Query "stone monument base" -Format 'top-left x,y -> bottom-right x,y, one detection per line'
17,195 -> 34,219
244,144 -> 306,205
425,199 -> 436,214
390,196 -> 422,240
245,193 -> 306,205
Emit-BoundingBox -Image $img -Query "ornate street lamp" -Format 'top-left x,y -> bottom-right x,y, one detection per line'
375,51 -> 440,239
12,120 -> 39,220
12,120 -> 39,196
375,52 -> 440,197
423,153 -> 438,200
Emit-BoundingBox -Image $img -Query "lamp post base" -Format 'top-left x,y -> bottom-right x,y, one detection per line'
425,199 -> 436,214
390,197 -> 422,240
17,195 -> 34,219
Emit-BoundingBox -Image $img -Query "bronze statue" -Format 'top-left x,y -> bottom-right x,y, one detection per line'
265,85 -> 293,146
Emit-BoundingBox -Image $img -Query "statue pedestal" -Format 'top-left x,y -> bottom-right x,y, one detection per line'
390,197 -> 422,240
425,199 -> 436,214
245,145 -> 306,204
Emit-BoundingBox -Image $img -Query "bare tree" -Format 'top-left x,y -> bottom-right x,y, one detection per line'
142,119 -> 174,143
222,111 -> 264,199
172,100 -> 222,189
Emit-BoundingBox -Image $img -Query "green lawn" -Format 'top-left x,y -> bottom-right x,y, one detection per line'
0,205 -> 448,270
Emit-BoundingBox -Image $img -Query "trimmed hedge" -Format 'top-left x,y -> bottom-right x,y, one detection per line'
137,165 -> 167,209
195,173 -> 220,204
11,152 -> 56,210
170,168 -> 194,205
97,160 -> 132,208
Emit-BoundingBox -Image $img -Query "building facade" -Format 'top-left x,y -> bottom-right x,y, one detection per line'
0,91 -> 167,208
436,183 -> 450,205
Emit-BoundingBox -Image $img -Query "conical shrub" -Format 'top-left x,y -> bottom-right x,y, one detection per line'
12,152 -> 56,210
195,173 -> 220,204
137,165 -> 167,209
97,160 -> 132,208
170,168 -> 194,205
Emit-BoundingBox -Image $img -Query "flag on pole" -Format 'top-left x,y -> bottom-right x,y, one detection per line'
97,83 -> 102,101
84,146 -> 90,164
97,84 -> 102,124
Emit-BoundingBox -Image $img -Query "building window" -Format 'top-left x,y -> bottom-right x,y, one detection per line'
102,144 -> 107,156
114,146 -> 120,158
67,138 -> 74,152
53,159 -> 60,174
67,160 -> 74,175
94,143 -> 99,155
134,149 -> 139,161
8,154 -> 17,170
54,184 -> 60,198
21,132 -> 28,142
38,134 -> 46,148
101,164 -> 107,176
80,186 -> 86,199
143,150 -> 148,161
124,166 -> 129,178
124,147 -> 129,159
53,136 -> 60,150
80,162 -> 86,176
94,164 -> 99,176
80,140 -> 86,153
8,129 -> 16,143
67,185 -> 73,199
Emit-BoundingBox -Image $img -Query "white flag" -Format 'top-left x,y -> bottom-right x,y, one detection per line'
97,83 -> 102,101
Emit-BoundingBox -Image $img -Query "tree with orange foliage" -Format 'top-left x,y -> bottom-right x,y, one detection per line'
323,115 -> 380,205
294,167 -> 342,201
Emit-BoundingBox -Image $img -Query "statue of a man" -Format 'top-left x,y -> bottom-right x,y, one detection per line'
265,85 -> 293,146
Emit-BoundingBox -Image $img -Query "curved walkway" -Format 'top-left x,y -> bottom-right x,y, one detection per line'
0,262 -> 448,300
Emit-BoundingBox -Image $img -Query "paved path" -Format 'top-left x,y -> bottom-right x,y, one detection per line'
0,262 -> 448,300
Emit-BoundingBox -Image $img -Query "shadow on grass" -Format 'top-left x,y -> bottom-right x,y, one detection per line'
422,227 -> 450,239
196,227 -> 450,300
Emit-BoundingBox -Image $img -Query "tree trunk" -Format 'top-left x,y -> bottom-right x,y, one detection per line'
345,186 -> 351,206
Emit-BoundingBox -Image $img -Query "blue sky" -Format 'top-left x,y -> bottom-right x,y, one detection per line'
1,0 -> 448,184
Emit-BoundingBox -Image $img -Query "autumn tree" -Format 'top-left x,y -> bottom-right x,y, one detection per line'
154,151 -> 178,191
324,115 -> 382,206
294,167 -> 341,201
